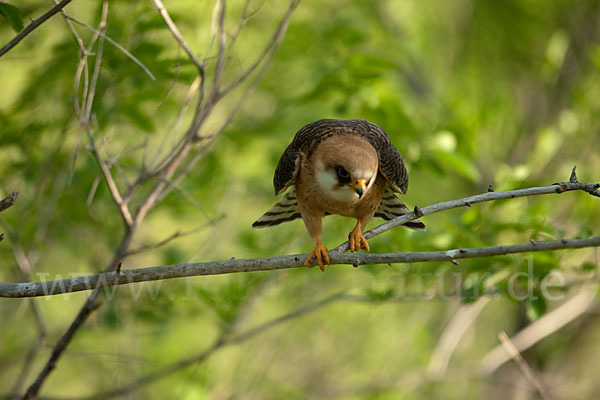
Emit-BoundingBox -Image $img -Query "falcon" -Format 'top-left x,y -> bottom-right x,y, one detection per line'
253,119 -> 425,271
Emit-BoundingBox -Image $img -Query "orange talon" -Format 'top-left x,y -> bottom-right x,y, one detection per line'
348,222 -> 369,252
304,239 -> 330,271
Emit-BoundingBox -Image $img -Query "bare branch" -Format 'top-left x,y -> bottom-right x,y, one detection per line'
84,3 -> 107,122
21,295 -> 103,400
10,301 -> 47,396
59,293 -> 344,400
0,0 -> 73,58
219,0 -> 300,98
210,0 -> 227,100
63,14 -> 156,80
332,181 -> 600,253
480,287 -> 597,374
149,0 -> 204,76
124,219 -> 223,257
497,331 -> 549,399
51,0 -> 89,58
20,233 -> 133,400
427,297 -> 491,377
153,143 -> 211,205
2,234 -> 599,299
207,0 -> 298,138
76,6 -> 134,229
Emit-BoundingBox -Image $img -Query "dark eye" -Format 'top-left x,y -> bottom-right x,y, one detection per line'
336,166 -> 351,182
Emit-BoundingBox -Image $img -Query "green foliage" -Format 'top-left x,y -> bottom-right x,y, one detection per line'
0,2 -> 23,32
526,295 -> 547,322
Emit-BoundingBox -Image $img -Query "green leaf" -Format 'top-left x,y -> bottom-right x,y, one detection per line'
0,2 -> 24,32
581,262 -> 597,271
526,295 -> 547,321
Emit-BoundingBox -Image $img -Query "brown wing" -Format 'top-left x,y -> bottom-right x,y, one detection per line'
273,144 -> 299,195
376,142 -> 409,194
273,119 -> 408,194
357,120 -> 409,194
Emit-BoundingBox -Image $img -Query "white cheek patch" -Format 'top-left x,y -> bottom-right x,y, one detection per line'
330,185 -> 359,202
315,169 -> 358,202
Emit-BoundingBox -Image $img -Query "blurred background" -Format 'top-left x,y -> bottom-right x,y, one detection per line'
1,0 -> 600,398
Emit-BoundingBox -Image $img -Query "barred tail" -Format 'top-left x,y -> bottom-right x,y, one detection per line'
374,187 -> 426,231
252,188 -> 302,228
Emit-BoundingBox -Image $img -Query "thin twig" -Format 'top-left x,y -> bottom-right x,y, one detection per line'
427,297 -> 491,377
60,293 -> 344,400
83,3 -> 107,122
218,0 -> 300,98
208,0 -> 298,137
21,233 -> 134,400
154,0 -> 300,203
209,0 -> 227,101
0,0 -> 73,58
52,0 -> 87,54
124,219 -> 223,257
63,14 -> 155,80
75,4 -> 133,229
84,128 -> 134,227
10,301 -> 47,396
150,0 -> 204,75
480,287 -> 597,374
497,331 -> 549,399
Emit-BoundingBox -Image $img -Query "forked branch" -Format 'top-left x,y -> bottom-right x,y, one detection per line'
15,2 -> 301,398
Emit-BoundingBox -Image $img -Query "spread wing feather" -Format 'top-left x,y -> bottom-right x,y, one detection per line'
374,186 -> 426,230
252,188 -> 302,228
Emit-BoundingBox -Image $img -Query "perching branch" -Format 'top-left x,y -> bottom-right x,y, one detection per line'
1,181 -> 599,298
0,0 -> 73,58
1,236 -> 598,298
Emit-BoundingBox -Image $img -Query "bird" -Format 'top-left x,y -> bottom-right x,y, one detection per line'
252,119 -> 425,271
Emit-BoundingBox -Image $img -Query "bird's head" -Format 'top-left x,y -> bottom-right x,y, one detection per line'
313,136 -> 378,202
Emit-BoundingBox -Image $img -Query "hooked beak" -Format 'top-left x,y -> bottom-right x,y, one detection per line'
350,178 -> 368,198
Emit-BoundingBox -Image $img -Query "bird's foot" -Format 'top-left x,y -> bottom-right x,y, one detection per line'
304,240 -> 330,272
349,224 -> 369,252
